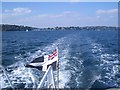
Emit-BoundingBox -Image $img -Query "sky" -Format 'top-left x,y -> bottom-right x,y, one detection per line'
1,2 -> 118,28
1,0 -> 120,2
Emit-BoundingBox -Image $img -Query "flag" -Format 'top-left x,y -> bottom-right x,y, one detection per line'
48,50 -> 57,60
25,56 -> 47,71
25,48 -> 58,71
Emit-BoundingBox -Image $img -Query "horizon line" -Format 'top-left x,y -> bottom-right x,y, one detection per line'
1,23 -> 118,28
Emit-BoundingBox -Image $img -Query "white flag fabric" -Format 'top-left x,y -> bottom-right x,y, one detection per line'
25,48 -> 58,71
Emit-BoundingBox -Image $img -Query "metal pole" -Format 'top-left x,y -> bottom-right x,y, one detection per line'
56,47 -> 59,90
1,66 -> 14,90
50,66 -> 55,89
56,61 -> 59,89
37,65 -> 52,89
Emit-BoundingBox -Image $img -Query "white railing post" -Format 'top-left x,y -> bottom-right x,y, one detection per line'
50,66 -> 55,88
37,65 -> 55,90
56,47 -> 59,89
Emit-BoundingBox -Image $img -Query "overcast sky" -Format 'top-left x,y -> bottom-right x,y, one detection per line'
1,2 -> 118,28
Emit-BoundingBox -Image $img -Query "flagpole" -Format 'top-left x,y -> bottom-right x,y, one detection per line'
56,47 -> 59,90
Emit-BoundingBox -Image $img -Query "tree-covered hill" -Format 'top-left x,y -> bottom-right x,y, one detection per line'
0,24 -> 38,31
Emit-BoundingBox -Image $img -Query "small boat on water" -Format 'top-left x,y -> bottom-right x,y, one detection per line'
26,30 -> 28,32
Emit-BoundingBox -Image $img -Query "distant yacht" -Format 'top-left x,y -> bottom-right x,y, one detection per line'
26,29 -> 28,32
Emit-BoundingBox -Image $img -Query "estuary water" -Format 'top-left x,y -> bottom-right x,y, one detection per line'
1,30 -> 120,89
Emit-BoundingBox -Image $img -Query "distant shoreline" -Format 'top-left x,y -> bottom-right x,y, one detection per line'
0,24 -> 118,31
1,24 -> 38,31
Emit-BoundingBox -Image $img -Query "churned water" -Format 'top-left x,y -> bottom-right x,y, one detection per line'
1,30 -> 120,89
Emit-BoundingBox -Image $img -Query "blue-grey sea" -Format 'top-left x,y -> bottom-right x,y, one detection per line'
1,30 -> 120,89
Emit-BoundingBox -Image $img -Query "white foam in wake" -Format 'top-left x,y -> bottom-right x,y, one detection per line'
1,34 -> 75,89
90,42 -> 119,87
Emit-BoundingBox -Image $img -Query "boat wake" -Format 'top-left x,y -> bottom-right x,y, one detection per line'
1,31 -> 119,89
1,34 -> 74,89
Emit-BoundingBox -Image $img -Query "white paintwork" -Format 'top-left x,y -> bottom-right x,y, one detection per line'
37,65 -> 55,89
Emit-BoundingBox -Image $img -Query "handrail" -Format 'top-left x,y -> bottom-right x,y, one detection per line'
37,65 -> 55,90
1,64 -> 57,90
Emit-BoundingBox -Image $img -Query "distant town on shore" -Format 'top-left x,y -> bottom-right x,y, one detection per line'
0,24 -> 118,31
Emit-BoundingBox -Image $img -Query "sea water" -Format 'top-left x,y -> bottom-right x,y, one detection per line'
1,30 -> 120,89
